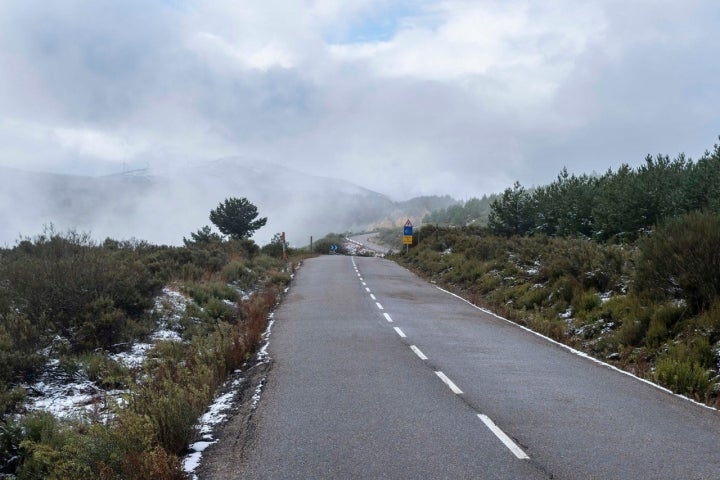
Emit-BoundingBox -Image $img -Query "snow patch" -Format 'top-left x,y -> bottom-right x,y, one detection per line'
24,287 -> 188,420
182,374 -> 245,479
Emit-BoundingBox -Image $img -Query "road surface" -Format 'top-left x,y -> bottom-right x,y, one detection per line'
347,232 -> 391,255
209,255 -> 720,479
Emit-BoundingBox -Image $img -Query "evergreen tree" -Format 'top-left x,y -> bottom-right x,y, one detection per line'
209,197 -> 267,240
488,182 -> 535,236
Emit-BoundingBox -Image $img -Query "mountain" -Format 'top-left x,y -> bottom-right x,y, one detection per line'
0,160 -> 457,247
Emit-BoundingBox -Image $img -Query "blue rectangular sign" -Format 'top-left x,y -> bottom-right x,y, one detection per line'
403,225 -> 413,236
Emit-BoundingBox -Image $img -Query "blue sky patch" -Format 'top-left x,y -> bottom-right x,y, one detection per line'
324,1 -> 432,45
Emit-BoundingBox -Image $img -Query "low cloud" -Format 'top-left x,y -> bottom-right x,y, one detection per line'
0,0 -> 718,217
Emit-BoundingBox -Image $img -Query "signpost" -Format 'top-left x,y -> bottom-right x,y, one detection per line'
403,219 -> 413,252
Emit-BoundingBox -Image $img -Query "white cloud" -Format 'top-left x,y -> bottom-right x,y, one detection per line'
188,32 -> 296,72
0,0 -> 718,203
54,128 -> 138,161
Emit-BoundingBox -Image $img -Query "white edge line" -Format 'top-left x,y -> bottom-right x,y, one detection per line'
410,345 -> 428,360
477,414 -> 529,460
375,302 -> 384,310
383,313 -> 393,323
370,293 -> 377,300
435,371 -> 463,394
393,327 -> 407,338
365,287 -> 371,292
436,286 -> 718,413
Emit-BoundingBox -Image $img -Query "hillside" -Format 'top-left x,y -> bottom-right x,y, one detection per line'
0,161 -> 456,247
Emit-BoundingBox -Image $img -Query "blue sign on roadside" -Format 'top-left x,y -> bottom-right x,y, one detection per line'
403,219 -> 413,236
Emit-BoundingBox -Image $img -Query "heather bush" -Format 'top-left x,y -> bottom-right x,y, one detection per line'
655,358 -> 711,401
221,260 -> 258,288
635,211 -> 720,313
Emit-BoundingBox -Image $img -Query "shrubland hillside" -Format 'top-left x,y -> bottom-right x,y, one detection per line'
0,221 -> 302,478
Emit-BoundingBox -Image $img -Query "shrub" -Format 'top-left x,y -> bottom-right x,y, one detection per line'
81,354 -> 131,390
654,357 -> 711,400
614,316 -> 650,347
0,419 -> 23,475
572,290 -> 601,313
221,260 -> 257,288
203,297 -> 236,322
635,211 -> 720,313
645,303 -> 688,347
516,285 -> 550,310
0,311 -> 44,385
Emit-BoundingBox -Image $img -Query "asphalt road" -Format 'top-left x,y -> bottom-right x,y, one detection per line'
347,232 -> 391,254
238,255 -> 720,479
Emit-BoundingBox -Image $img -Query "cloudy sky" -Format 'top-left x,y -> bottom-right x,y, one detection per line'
1,0 -> 718,200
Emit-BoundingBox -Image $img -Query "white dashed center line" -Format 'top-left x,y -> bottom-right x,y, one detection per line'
478,414 -> 530,460
350,258 -> 530,462
435,371 -> 463,394
410,345 -> 428,360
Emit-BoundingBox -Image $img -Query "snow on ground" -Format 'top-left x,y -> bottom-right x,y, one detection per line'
182,375 -> 244,479
26,359 -> 121,421
24,287 -> 188,420
22,277 -> 285,478
599,291 -> 613,304
182,310 -> 278,479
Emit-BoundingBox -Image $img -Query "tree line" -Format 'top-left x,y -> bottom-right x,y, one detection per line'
487,141 -> 720,240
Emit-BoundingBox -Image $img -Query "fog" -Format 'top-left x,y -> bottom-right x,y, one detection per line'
0,159 -> 439,248
1,1 -> 719,242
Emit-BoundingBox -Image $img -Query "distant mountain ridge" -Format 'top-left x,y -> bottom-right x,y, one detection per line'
0,160 -> 457,246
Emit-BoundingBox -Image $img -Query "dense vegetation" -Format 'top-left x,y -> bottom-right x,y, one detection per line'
0,199 -> 298,478
422,195 -> 496,227
395,140 -> 720,407
487,146 -> 720,240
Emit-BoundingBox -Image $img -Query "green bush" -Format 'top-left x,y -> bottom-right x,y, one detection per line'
221,260 -> 258,288
0,231 -> 163,354
0,311 -> 44,385
635,211 -> 720,313
655,357 -> 711,400
203,297 -> 236,322
517,285 -> 550,310
81,354 -> 131,390
572,290 -> 601,313
181,281 -> 238,306
645,303 -> 688,347
0,419 -> 23,476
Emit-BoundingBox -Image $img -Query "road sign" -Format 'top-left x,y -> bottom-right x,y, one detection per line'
403,219 -> 413,236
403,235 -> 413,245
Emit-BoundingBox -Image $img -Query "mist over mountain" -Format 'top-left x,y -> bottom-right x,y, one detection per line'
0,159 -> 457,247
